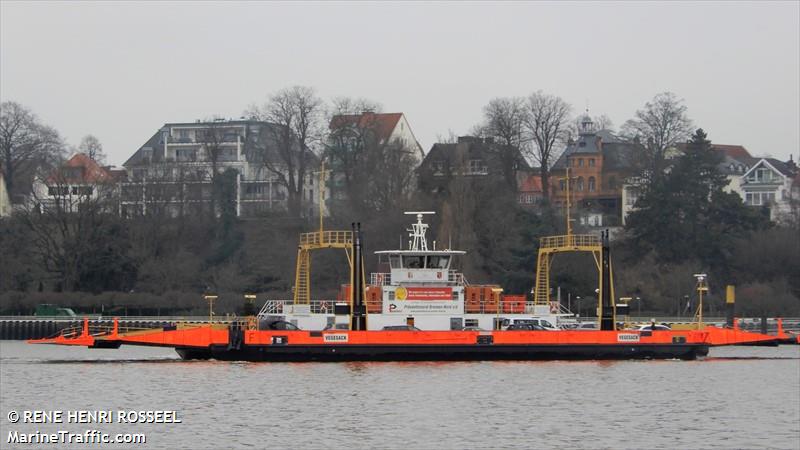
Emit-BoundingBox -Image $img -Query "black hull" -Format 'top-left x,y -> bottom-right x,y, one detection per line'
194,344 -> 709,362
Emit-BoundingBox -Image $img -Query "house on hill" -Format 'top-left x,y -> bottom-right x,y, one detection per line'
740,156 -> 798,224
120,119 -> 323,218
417,136 -> 530,195
29,153 -> 117,213
326,112 -> 424,209
621,142 -> 758,225
551,114 -> 642,227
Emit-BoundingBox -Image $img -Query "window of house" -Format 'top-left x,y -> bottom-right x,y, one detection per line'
577,177 -> 584,191
308,189 -> 314,201
752,168 -> 772,183
560,180 -> 566,191
48,186 -> 69,196
589,158 -> 595,167
432,160 -> 445,176
578,158 -> 584,167
467,159 -> 487,175
142,149 -> 153,161
588,177 -> 596,192
626,189 -> 639,206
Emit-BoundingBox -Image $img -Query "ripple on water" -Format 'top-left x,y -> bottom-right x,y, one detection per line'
1,342 -> 798,449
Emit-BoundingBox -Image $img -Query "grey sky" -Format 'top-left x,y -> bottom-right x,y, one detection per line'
2,1 -> 798,166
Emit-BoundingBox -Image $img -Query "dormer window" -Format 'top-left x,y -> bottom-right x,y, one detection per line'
467,159 -> 487,175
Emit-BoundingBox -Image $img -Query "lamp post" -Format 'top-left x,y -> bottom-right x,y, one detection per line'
576,296 -> 582,320
693,273 -> 708,329
636,296 -> 642,318
204,294 -> 218,324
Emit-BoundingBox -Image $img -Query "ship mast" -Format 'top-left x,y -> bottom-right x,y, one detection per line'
405,211 -> 435,251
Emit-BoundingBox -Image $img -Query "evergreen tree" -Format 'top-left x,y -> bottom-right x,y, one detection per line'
626,129 -> 766,268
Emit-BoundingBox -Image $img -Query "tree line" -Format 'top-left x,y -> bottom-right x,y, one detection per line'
0,90 -> 797,316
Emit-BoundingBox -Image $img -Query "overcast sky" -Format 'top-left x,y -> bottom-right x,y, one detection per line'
2,1 -> 798,166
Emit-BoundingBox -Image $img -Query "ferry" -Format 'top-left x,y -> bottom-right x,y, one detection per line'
30,211 -> 790,361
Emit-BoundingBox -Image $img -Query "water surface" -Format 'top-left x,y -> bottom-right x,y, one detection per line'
1,342 -> 798,449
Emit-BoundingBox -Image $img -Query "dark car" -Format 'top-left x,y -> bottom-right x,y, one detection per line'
635,324 -> 671,331
382,325 -> 422,331
265,320 -> 301,331
506,323 -> 545,331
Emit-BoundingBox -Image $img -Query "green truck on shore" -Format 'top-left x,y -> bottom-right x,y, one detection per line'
34,304 -> 77,317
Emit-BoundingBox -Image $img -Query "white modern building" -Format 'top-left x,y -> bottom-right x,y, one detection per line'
121,119 -> 326,218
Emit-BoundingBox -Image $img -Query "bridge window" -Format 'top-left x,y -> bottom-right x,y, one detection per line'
426,255 -> 451,269
389,255 -> 401,269
403,255 -> 424,269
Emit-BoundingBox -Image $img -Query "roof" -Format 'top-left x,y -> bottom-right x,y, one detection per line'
329,112 -> 403,143
711,144 -> 754,163
552,129 -> 641,171
517,172 -> 543,193
421,137 -> 531,172
742,158 -> 797,180
123,120 -> 288,168
763,158 -> 795,177
48,153 -> 113,184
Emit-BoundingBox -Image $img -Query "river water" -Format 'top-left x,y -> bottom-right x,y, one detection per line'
1,341 -> 798,449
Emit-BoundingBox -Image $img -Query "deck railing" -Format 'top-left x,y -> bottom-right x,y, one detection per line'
539,234 -> 600,250
299,231 -> 353,247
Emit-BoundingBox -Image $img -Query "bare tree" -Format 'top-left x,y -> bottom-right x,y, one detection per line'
480,97 -> 528,191
523,91 -> 572,199
593,114 -> 615,131
247,86 -> 324,218
621,92 -> 693,180
0,102 -> 65,199
329,97 -> 382,116
21,166 -> 121,291
325,103 -> 419,214
78,135 -> 106,164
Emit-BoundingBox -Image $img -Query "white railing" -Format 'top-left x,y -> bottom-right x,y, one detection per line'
369,271 -> 466,286
257,299 -> 339,317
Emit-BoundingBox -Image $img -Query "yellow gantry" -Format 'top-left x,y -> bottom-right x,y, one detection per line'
534,167 -> 608,312
293,161 -> 354,304
533,234 -> 603,306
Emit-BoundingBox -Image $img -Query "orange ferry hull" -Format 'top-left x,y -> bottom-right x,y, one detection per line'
30,326 -> 710,361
